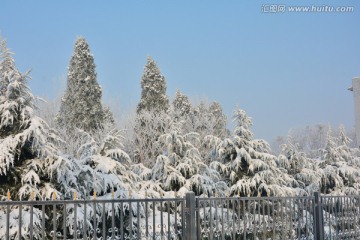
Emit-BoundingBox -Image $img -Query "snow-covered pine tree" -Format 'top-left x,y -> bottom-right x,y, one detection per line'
209,101 -> 227,138
56,37 -> 107,133
151,122 -> 227,197
277,139 -> 321,194
207,108 -> 300,197
0,36 -> 58,198
137,56 -> 169,113
75,123 -> 137,198
172,89 -> 191,118
134,110 -> 171,167
0,36 -> 91,239
318,127 -> 360,195
134,57 -> 170,166
183,100 -> 228,140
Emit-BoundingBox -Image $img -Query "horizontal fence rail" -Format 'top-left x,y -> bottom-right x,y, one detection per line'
1,192 -> 360,239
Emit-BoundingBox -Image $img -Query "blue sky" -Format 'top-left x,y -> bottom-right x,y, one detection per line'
1,1 -> 359,142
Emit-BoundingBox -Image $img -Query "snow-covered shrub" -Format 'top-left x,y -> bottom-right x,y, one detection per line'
150,121 -> 226,197
207,108 -> 300,197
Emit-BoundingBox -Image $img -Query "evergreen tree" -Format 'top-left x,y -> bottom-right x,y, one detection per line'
134,110 -> 171,167
0,36 -> 87,238
151,123 -> 226,196
318,127 -> 360,195
209,101 -> 227,138
277,139 -> 321,194
57,37 -> 106,133
0,36 -> 57,195
207,108 -> 300,197
137,56 -> 169,113
134,57 -> 170,166
183,100 -> 228,139
172,89 -> 191,118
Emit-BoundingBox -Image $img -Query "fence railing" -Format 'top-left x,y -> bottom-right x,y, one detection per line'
1,192 -> 360,239
0,196 -> 186,240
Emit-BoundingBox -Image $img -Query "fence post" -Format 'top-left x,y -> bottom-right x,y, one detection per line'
314,192 -> 324,240
185,192 -> 196,240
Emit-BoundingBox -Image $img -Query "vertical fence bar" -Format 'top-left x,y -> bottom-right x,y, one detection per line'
102,203 -> 106,240
129,201 -> 133,239
111,201 -> 115,239
145,200 -> 149,238
272,199 -> 275,238
289,199 -> 292,238
196,198 -> 201,240
305,198 -> 308,239
262,199 -> 265,239
6,203 -> 10,240
19,204 -> 22,240
226,199 -> 229,238
64,203 -> 67,240
297,199 -> 300,239
74,202 -> 77,240
210,198 -> 213,240
281,199 -> 284,237
334,197 -> 338,239
84,202 -> 87,240
30,204 -> 34,240
215,199 -> 219,236
253,200 -> 256,238
266,198 -> 270,238
153,200 -> 156,239
203,198 -> 206,238
243,199 -> 246,240
53,203 -> 57,240
185,192 -> 196,240
221,199 -> 225,240
137,202 -> 141,240
314,192 -> 324,240
93,200 -> 96,240
120,202 -> 124,240
329,198 -> 333,239
348,196 -> 351,238
232,199 -> 236,239
237,198 -> 241,239
42,204 -> 45,240
160,199 -> 163,237
174,200 -> 177,238
356,196 -> 359,238
167,200 -> 171,240
348,196 -> 352,238
341,197 -> 344,235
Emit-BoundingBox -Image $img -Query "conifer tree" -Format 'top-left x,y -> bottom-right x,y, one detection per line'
0,36 -> 86,239
277,140 -> 321,194
207,108 -> 300,197
57,37 -> 106,133
134,57 -> 170,166
151,123 -> 226,196
318,127 -> 360,194
134,110 -> 171,166
172,89 -> 191,117
0,36 -> 57,194
137,56 -> 169,113
209,101 -> 227,138
184,101 -> 228,139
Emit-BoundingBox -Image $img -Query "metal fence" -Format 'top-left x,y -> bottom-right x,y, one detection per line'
0,196 -> 186,240
1,192 -> 360,239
